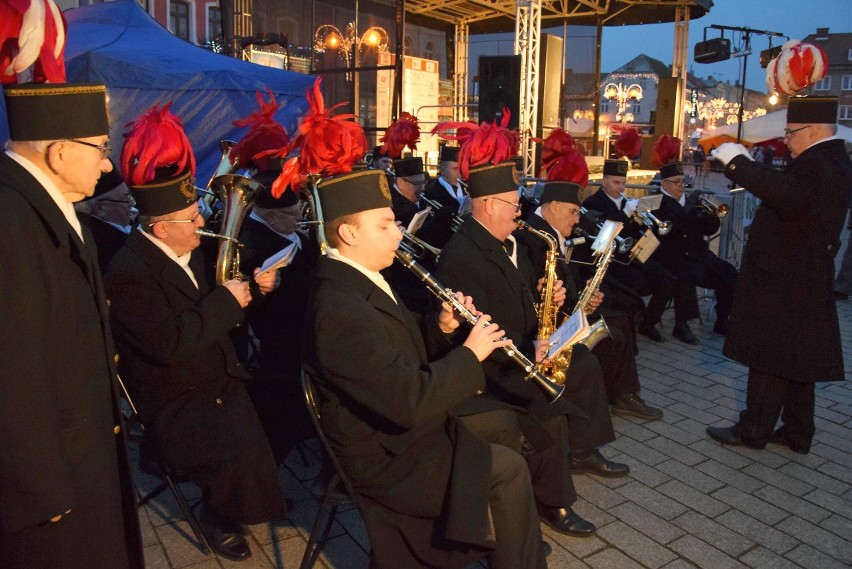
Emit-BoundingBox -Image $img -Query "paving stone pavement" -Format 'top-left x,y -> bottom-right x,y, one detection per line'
137,172 -> 852,568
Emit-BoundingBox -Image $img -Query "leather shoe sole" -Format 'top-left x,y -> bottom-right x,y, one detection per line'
706,426 -> 766,450
200,512 -> 252,562
570,452 -> 630,478
538,506 -> 596,537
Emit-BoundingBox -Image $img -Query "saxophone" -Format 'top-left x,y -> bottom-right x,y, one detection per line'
515,220 -> 572,385
571,242 -> 615,352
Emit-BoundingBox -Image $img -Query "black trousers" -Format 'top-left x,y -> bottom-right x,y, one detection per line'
592,312 -> 641,403
563,347 -> 616,454
459,410 -> 577,509
734,369 -> 816,451
692,255 -> 737,326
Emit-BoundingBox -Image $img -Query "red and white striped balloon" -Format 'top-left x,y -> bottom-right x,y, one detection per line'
766,39 -> 828,95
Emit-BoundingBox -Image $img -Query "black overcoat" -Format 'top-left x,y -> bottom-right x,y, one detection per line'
650,193 -> 721,279
105,231 -> 284,523
722,138 -> 852,381
303,257 -> 494,569
436,218 -> 608,441
0,154 -> 142,568
417,178 -> 464,250
78,212 -> 129,274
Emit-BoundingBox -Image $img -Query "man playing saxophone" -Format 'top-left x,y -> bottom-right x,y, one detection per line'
515,178 -> 663,421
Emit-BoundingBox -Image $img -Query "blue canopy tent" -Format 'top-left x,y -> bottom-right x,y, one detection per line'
0,0 -> 314,181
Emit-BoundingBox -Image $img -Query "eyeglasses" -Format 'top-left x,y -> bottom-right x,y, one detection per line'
489,197 -> 522,213
64,139 -> 112,159
783,125 -> 810,137
663,179 -> 686,187
148,211 -> 202,228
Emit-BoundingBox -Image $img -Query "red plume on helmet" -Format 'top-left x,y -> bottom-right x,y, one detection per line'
614,126 -> 641,160
120,102 -> 196,187
379,112 -> 420,159
539,128 -> 588,187
766,39 -> 828,95
230,87 -> 290,171
651,135 -> 681,168
257,76 -> 367,197
431,108 -> 520,179
1,0 -> 67,85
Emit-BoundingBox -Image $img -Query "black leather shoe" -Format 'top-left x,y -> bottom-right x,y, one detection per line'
541,541 -> 552,557
200,510 -> 252,562
638,322 -> 665,342
706,426 -> 742,446
612,393 -> 663,421
672,322 -> 698,345
537,505 -> 596,537
570,450 -> 630,478
768,429 -> 810,454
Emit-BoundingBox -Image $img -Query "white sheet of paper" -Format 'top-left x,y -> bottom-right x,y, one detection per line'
257,242 -> 298,277
547,309 -> 590,359
635,194 -> 663,213
407,208 -> 431,235
591,219 -> 623,256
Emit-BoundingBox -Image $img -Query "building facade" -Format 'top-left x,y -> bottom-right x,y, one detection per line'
801,28 -> 852,128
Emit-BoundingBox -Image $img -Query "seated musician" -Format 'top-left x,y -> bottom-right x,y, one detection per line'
105,105 -> 285,562
303,169 -> 547,568
651,141 -> 738,343
437,160 -> 630,537
390,156 -> 427,228
582,159 -> 677,343
367,145 -> 393,172
517,173 -> 663,421
417,145 -> 466,249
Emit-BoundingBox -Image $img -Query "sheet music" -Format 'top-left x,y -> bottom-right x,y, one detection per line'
634,194 -> 663,213
547,309 -> 590,359
256,242 -> 298,277
629,228 -> 660,263
407,208 -> 431,235
591,220 -> 623,256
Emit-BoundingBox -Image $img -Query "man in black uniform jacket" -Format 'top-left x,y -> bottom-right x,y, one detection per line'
518,179 -> 663,421
0,82 -> 143,569
417,145 -> 466,249
106,112 -> 286,562
237,179 -> 319,463
303,169 -> 546,568
437,162 -> 631,534
75,163 -> 134,273
707,96 -> 852,454
582,159 -> 677,343
650,160 -> 737,343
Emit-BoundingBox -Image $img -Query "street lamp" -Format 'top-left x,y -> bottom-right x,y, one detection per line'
314,23 -> 389,72
603,82 -> 643,123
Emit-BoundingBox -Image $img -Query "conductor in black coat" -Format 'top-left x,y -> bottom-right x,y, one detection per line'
237,184 -> 319,463
707,96 -> 852,454
106,159 -> 285,561
517,181 -> 663,421
303,169 -> 545,568
651,161 -> 738,343
0,83 -> 142,569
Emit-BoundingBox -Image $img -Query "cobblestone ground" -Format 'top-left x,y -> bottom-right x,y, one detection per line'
138,173 -> 852,569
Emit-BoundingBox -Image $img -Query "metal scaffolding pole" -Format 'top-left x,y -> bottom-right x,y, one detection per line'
514,0 -> 541,178
671,5 -> 689,149
453,22 -> 470,122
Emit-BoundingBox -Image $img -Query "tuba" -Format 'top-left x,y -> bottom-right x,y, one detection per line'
202,140 -> 240,209
207,174 -> 264,283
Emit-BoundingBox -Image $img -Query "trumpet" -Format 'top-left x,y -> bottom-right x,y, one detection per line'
296,220 -> 324,228
698,195 -> 729,218
399,231 -> 442,259
636,209 -> 672,236
578,209 -> 635,254
420,194 -> 464,233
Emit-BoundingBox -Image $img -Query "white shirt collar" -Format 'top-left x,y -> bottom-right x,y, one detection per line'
438,176 -> 463,203
248,211 -> 301,249
605,192 -> 624,210
138,226 -> 198,289
6,149 -> 84,242
660,187 -> 686,207
326,247 -> 396,304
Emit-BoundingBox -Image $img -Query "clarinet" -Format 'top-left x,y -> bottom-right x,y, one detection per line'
395,250 -> 565,403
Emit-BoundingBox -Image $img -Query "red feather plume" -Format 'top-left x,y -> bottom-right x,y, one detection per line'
230,87 -> 290,171
539,129 -> 588,187
614,126 -> 641,160
1,0 -> 67,85
257,76 -> 367,197
379,112 -> 420,159
120,102 -> 196,187
651,135 -> 681,168
432,108 -> 519,179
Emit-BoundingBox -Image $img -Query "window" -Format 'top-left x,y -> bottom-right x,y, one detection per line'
601,100 -> 609,113
170,1 -> 190,41
842,75 -> 852,91
424,41 -> 435,61
839,106 -> 852,121
632,102 -> 641,114
207,6 -> 222,43
813,76 -> 831,91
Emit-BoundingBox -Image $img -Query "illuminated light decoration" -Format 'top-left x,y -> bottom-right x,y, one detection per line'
766,39 -> 828,95
603,82 -> 643,123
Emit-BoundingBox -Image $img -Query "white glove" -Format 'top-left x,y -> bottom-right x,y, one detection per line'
623,198 -> 639,218
711,143 -> 753,166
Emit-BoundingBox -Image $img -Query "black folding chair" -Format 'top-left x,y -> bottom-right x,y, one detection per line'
116,371 -> 210,555
299,369 -> 366,569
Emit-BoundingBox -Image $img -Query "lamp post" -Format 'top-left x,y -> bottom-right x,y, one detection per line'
314,23 -> 388,79
603,82 -> 643,123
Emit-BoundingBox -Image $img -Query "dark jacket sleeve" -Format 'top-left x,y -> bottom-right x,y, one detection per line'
725,153 -> 821,212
